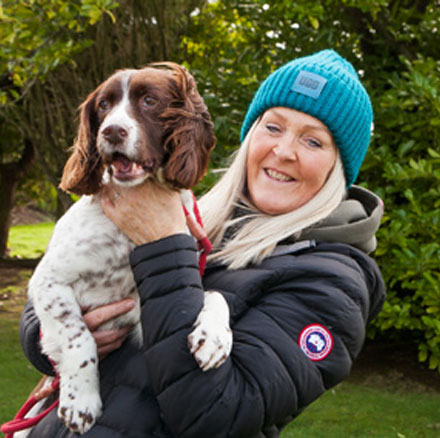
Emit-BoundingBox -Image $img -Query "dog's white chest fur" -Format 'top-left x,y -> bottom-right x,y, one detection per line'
32,196 -> 137,309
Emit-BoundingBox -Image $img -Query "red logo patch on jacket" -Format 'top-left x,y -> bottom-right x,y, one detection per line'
298,324 -> 333,361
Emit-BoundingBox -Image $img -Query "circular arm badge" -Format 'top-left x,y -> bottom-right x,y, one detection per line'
298,324 -> 333,361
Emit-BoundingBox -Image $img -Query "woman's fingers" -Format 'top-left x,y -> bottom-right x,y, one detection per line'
82,299 -> 136,359
93,326 -> 132,360
92,326 -> 131,345
82,299 -> 135,331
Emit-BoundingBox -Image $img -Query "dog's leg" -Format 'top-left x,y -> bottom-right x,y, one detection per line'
187,291 -> 232,371
31,281 -> 102,434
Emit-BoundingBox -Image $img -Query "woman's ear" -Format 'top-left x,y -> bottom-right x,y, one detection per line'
161,64 -> 216,189
59,89 -> 104,195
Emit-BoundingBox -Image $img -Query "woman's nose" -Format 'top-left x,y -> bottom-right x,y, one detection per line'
273,136 -> 297,161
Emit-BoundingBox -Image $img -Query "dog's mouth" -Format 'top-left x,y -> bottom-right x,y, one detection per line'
108,152 -> 157,183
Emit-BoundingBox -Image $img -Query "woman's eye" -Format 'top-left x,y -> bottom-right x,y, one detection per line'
142,96 -> 157,107
98,100 -> 109,111
266,124 -> 280,133
306,138 -> 323,148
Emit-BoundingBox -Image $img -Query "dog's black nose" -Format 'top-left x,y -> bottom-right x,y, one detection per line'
102,125 -> 128,144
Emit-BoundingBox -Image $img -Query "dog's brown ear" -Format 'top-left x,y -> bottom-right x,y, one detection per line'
59,88 -> 104,196
161,64 -> 216,189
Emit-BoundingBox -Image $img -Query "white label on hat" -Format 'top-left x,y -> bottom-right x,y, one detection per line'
291,70 -> 327,99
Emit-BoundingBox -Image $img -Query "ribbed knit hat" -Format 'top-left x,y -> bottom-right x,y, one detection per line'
240,49 -> 373,187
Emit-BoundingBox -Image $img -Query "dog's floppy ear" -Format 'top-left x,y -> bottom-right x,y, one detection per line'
59,88 -> 104,195
160,64 -> 216,189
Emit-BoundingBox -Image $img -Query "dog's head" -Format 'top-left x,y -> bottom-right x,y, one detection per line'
60,63 -> 216,195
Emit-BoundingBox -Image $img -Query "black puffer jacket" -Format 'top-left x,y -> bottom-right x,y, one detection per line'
20,187 -> 386,438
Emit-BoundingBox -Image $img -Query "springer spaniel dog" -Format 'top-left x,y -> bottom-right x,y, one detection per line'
22,63 -> 232,435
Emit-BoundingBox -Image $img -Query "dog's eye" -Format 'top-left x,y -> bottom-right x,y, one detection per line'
98,100 -> 110,111
142,96 -> 157,107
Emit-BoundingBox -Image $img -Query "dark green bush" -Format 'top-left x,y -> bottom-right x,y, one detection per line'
363,56 -> 440,371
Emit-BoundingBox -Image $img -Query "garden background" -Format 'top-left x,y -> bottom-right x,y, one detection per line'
0,0 -> 439,436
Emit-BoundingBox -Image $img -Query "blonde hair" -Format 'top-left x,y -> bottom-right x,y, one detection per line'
199,121 -> 347,269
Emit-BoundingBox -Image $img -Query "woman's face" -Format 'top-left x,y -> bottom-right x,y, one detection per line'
246,107 -> 337,215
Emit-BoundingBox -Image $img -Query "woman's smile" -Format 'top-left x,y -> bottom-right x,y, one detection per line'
264,167 -> 295,182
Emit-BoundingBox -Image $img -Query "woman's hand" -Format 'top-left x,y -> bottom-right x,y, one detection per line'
101,180 -> 187,245
82,299 -> 135,360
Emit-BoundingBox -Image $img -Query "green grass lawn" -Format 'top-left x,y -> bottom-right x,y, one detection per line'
0,318 -> 42,426
282,383 -> 440,437
7,222 -> 55,258
0,222 -> 54,428
1,222 -> 440,436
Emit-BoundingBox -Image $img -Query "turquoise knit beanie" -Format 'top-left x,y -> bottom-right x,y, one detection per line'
240,49 -> 373,187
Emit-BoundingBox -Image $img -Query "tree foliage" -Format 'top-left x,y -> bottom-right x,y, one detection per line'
366,55 -> 440,371
0,0 -> 120,259
0,0 -> 119,104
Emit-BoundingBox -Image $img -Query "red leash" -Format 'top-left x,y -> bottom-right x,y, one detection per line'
1,374 -> 59,437
1,192 -> 211,437
182,190 -> 212,276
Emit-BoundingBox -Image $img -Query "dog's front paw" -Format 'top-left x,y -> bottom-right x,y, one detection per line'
58,390 -> 102,434
188,291 -> 232,371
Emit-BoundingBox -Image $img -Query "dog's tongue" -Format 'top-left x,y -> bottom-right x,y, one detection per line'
112,155 -> 133,173
110,154 -> 146,181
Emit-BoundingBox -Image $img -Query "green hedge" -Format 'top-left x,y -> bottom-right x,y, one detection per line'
364,56 -> 440,371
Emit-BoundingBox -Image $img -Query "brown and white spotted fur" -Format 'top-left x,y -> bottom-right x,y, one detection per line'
23,63 -> 232,436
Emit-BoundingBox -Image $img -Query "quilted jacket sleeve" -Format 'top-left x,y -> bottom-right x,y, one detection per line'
131,234 -> 385,438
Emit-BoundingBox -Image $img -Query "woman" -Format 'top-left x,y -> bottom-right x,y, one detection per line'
20,49 -> 385,437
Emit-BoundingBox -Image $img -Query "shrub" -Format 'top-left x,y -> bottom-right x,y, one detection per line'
363,56 -> 440,371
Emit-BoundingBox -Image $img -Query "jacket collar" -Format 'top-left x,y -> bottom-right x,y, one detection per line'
298,185 -> 384,254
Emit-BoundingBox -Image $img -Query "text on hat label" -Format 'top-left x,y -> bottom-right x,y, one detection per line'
291,70 -> 327,99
